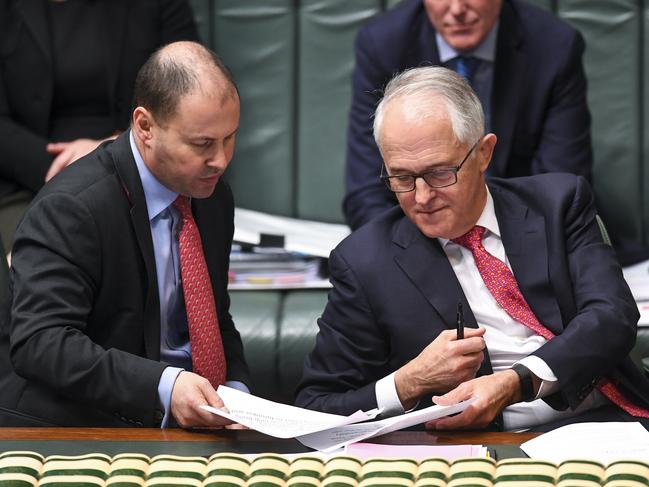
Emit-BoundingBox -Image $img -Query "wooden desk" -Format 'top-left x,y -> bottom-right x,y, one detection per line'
0,428 -> 539,457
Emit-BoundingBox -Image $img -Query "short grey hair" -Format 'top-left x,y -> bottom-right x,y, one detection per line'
373,66 -> 484,150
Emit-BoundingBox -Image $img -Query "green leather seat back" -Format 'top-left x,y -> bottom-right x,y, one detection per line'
229,291 -> 283,402
297,0 -> 379,222
278,290 -> 328,403
559,0 -> 644,247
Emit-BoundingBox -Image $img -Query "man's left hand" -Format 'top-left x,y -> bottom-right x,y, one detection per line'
425,370 -> 520,430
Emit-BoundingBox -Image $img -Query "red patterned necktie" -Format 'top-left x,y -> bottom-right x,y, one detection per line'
453,225 -> 649,418
174,195 -> 226,388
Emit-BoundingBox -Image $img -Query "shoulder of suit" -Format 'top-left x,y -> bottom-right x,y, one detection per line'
335,205 -> 405,254
489,173 -> 583,202
508,0 -> 580,41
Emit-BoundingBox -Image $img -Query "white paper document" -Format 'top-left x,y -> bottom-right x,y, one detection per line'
521,422 -> 649,464
297,398 -> 475,452
201,385 -> 380,438
233,207 -> 350,258
202,386 -> 474,452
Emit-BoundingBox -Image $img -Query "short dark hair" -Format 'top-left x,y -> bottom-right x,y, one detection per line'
132,42 -> 238,124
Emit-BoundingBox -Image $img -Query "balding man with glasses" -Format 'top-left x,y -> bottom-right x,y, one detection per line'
296,66 -> 649,432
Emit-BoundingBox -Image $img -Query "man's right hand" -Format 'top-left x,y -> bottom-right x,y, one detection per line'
394,327 -> 486,410
170,371 -> 234,429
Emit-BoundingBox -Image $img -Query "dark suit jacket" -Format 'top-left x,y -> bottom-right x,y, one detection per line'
0,0 -> 197,195
0,132 -> 250,427
297,174 -> 649,428
343,0 -> 593,229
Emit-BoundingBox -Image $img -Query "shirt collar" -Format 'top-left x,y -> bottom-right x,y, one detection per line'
129,131 -> 178,221
436,20 -> 499,63
438,185 -> 501,247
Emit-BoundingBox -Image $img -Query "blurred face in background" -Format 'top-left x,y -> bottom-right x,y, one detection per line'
423,0 -> 503,52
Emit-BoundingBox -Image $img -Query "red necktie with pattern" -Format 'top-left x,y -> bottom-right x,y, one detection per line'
453,225 -> 649,418
174,196 -> 227,388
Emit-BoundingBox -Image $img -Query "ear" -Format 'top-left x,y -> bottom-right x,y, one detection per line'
131,107 -> 155,147
477,133 -> 497,173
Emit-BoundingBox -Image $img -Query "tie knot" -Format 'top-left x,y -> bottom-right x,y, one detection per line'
173,195 -> 192,219
453,56 -> 481,83
452,225 -> 486,251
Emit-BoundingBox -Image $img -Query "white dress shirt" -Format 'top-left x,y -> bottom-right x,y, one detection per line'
375,187 -> 607,430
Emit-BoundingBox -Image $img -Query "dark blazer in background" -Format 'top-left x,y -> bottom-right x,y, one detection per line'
343,0 -> 593,229
0,133 -> 250,427
297,174 -> 649,425
0,0 -> 198,195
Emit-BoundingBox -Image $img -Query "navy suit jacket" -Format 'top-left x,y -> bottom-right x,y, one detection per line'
297,174 -> 649,428
0,133 -> 249,427
343,0 -> 593,229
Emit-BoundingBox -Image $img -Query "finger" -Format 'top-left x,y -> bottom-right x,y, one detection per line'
46,142 -> 68,154
225,423 -> 248,430
433,407 -> 478,430
453,336 -> 486,354
433,383 -> 472,406
460,327 -> 486,338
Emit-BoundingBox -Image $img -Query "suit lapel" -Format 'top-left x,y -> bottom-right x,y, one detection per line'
392,217 -> 494,377
17,0 -> 51,66
490,0 -> 525,175
408,4 -> 440,67
110,132 -> 161,360
491,183 -> 564,333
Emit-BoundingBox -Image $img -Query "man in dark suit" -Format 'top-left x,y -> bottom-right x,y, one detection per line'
343,0 -> 592,231
0,41 -> 250,428
297,67 -> 649,431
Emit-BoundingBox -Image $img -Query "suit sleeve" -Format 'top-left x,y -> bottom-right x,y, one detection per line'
295,248 -> 391,415
9,192 -> 167,423
343,26 -> 397,230
532,177 -> 638,409
530,30 -> 593,183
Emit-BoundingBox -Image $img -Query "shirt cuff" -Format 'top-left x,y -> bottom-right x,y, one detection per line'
517,355 -> 559,399
375,372 -> 408,417
157,366 -> 184,428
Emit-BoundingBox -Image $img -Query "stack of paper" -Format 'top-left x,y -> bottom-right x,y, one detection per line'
202,386 -> 473,452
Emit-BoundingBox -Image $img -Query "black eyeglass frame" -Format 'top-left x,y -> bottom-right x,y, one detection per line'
380,139 -> 482,193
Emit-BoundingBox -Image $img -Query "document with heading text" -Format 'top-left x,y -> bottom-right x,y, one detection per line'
202,385 -> 474,451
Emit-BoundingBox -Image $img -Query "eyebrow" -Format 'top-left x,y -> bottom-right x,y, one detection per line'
388,161 -> 455,174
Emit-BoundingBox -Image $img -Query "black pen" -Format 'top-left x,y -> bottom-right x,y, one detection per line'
456,301 -> 464,340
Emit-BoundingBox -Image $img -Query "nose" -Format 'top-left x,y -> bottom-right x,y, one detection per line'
206,144 -> 229,172
449,0 -> 467,15
413,176 -> 436,205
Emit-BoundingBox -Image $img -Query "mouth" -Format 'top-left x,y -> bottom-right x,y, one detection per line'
416,206 -> 446,215
445,18 -> 479,33
200,174 -> 220,184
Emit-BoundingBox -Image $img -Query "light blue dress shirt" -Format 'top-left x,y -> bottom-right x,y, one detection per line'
129,132 -> 248,428
436,21 -> 498,132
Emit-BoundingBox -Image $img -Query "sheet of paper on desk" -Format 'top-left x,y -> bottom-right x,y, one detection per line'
520,422 -> 649,463
201,385 -> 380,438
297,398 -> 475,452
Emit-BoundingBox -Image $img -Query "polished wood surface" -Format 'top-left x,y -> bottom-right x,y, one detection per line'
0,428 -> 539,445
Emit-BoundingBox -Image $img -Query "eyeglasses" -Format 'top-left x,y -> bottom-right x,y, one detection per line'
380,140 -> 481,193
